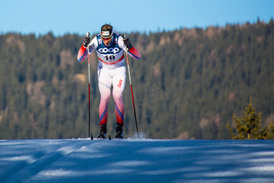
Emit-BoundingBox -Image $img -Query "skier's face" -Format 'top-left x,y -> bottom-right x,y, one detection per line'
102,36 -> 112,46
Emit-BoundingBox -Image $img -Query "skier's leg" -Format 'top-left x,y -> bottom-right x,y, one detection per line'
112,66 -> 126,127
98,68 -> 111,128
113,66 -> 126,139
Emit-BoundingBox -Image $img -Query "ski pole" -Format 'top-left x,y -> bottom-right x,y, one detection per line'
86,32 -> 91,139
125,50 -> 139,138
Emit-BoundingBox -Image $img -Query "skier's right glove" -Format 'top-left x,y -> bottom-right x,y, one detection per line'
83,36 -> 90,47
123,35 -> 132,50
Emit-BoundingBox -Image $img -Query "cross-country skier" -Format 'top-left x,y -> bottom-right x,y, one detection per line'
77,24 -> 141,139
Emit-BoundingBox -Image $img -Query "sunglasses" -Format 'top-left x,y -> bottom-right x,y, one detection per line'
102,36 -> 112,41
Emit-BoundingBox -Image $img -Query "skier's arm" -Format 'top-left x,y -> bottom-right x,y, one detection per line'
119,35 -> 141,60
77,37 -> 97,62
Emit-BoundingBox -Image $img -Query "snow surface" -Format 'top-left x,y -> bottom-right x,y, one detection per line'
1,139 -> 274,183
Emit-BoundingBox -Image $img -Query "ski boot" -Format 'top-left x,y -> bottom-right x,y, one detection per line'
115,124 -> 123,139
97,124 -> 107,139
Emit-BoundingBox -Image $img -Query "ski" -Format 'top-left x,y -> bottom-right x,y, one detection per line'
97,135 -> 111,140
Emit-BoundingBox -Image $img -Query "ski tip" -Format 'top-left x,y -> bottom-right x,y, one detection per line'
91,135 -> 93,140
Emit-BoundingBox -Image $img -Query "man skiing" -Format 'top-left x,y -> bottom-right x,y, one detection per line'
77,24 -> 141,139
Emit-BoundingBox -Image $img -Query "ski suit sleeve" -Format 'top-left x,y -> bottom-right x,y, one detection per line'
118,36 -> 141,60
77,37 -> 98,62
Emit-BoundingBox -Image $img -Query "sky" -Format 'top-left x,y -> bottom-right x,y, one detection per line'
0,0 -> 274,37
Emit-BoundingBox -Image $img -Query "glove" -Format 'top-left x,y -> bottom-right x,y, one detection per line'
123,35 -> 132,49
83,36 -> 90,47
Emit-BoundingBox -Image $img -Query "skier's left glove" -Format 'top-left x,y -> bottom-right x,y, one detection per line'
123,35 -> 132,49
83,36 -> 90,47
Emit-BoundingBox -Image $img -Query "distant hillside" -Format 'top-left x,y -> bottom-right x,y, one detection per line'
0,19 -> 273,139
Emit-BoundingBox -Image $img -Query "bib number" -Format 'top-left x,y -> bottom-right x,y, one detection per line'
105,55 -> 115,61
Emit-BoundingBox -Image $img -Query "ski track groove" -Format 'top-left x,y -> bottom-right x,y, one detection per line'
1,140 -> 90,183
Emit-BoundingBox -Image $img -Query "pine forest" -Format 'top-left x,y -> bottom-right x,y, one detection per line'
0,20 -> 273,139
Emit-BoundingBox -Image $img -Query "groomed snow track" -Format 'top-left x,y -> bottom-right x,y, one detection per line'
1,139 -> 274,183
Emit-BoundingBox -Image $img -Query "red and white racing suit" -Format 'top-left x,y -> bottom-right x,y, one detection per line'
77,33 -> 141,127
